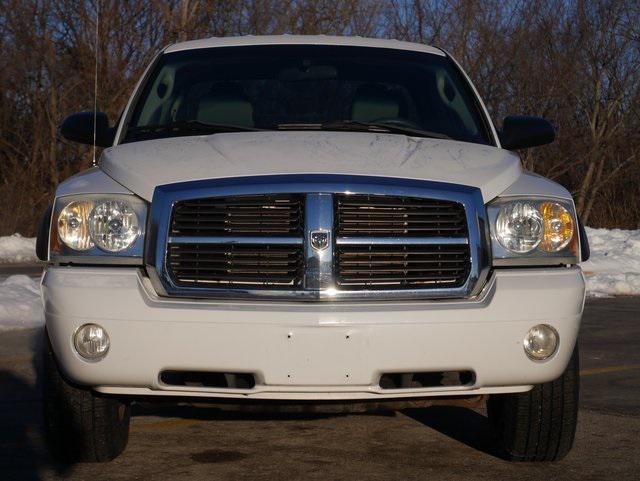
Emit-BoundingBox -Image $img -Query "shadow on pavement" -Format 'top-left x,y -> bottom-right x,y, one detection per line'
0,370 -> 44,480
402,406 -> 500,459
0,328 -> 72,480
132,401 -> 395,422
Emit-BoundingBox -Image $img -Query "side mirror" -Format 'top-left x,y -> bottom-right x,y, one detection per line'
498,116 -> 555,150
59,111 -> 115,147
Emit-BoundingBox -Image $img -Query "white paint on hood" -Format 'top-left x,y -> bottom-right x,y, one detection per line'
101,131 -> 521,202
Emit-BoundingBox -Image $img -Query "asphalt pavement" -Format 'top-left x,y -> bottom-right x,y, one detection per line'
0,290 -> 638,480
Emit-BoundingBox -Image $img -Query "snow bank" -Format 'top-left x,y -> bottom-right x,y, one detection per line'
582,227 -> 640,297
0,275 -> 43,331
0,234 -> 37,263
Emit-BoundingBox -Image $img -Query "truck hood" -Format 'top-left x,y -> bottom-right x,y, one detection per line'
101,131 -> 521,202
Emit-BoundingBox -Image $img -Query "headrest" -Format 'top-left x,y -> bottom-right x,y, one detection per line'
350,84 -> 400,122
196,84 -> 254,127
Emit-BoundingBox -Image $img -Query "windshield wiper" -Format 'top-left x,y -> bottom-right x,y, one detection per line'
317,120 -> 451,140
127,120 -> 262,138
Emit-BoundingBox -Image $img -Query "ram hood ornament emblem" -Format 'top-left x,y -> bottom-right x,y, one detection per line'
310,230 -> 330,251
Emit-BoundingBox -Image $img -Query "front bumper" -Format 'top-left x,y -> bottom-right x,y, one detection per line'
42,266 -> 585,401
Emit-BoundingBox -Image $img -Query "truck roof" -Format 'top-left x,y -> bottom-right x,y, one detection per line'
163,35 -> 445,56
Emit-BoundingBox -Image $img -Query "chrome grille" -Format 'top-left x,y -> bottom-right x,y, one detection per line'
334,194 -> 470,290
149,175 -> 487,300
336,195 -> 467,237
336,244 -> 470,289
166,194 -> 304,289
167,243 -> 304,288
171,194 -> 303,236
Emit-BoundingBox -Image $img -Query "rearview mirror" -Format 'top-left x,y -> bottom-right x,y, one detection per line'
59,111 -> 115,147
498,116 -> 555,150
279,65 -> 338,81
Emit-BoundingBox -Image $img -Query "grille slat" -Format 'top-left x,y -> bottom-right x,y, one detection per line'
340,267 -> 467,273
340,226 -> 465,233
171,259 -> 294,266
171,194 -> 303,236
338,218 -> 464,224
339,277 -> 461,284
336,250 -> 468,257
339,201 -> 458,209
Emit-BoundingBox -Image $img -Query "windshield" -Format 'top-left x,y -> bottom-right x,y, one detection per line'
123,45 -> 492,145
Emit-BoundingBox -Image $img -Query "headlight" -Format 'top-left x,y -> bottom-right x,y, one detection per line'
495,201 -> 543,253
58,201 -> 94,251
89,200 -> 140,252
50,194 -> 147,263
488,197 -> 578,265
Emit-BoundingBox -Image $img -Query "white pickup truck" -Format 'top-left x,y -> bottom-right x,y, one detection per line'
38,35 -> 588,463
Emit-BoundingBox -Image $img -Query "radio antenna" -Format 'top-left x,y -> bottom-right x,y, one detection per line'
92,1 -> 100,166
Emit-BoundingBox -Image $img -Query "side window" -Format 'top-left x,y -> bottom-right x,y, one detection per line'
435,70 -> 480,137
138,66 -> 178,126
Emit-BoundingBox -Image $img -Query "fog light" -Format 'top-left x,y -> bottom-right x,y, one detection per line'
524,324 -> 558,361
74,324 -> 110,361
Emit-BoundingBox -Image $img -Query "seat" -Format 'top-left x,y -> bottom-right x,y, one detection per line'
196,84 -> 254,127
350,84 -> 401,122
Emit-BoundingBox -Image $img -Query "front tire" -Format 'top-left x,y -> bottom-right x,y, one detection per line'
43,331 -> 130,463
487,345 -> 579,462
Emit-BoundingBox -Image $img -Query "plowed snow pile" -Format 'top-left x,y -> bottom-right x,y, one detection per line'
0,275 -> 43,331
0,234 -> 37,263
582,227 -> 640,297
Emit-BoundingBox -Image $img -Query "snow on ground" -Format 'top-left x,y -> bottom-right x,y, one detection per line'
0,275 -> 43,331
0,234 -> 38,263
582,227 -> 640,297
0,235 -> 43,330
0,228 -> 639,330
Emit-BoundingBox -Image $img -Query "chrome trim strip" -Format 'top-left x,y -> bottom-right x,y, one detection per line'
336,236 -> 469,245
50,256 -> 144,266
146,174 -> 490,301
493,257 -> 575,267
138,268 -> 498,308
304,194 -> 335,290
167,236 -> 303,245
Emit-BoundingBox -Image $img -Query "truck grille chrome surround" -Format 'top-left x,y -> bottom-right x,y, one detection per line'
146,175 -> 490,301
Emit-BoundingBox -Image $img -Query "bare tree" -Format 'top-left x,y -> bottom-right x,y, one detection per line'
0,0 -> 638,235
